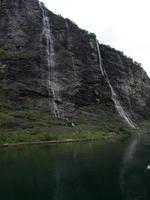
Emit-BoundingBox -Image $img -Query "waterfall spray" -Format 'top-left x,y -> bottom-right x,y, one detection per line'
96,40 -> 135,128
65,20 -> 76,79
96,41 -> 105,76
40,3 -> 60,118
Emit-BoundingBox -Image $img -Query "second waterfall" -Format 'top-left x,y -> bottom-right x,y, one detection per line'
96,40 -> 135,128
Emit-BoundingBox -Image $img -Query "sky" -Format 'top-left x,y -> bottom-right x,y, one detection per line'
42,0 -> 150,77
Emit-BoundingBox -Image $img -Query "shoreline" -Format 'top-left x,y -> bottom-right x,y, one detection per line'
0,134 -> 127,148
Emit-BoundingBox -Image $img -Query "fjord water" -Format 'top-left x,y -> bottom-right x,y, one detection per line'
0,136 -> 150,200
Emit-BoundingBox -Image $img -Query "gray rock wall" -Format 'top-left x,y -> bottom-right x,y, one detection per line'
0,0 -> 149,125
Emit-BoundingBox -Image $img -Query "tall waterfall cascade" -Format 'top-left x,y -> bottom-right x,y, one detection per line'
40,3 -> 60,118
96,40 -> 135,128
96,41 -> 105,76
65,20 -> 76,80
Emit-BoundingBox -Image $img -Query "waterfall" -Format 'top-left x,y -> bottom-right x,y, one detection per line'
96,40 -> 135,128
40,4 -> 60,118
65,20 -> 76,79
96,41 -> 105,76
107,82 -> 135,128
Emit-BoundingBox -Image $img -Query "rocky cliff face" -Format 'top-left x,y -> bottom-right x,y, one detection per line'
0,0 -> 150,128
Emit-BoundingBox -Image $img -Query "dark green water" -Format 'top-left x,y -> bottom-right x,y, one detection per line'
0,135 -> 150,200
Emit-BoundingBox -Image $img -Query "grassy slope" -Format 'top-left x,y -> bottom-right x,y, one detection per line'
0,108 -> 143,144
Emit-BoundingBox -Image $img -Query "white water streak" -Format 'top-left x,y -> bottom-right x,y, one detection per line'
96,41 -> 105,76
65,20 -> 76,78
40,3 -> 60,118
107,81 -> 135,128
96,40 -> 135,128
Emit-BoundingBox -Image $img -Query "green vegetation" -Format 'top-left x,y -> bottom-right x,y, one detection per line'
0,48 -> 35,59
89,32 -> 96,39
140,120 -> 150,126
138,120 -> 150,132
0,48 -> 16,57
0,112 -> 14,121
0,107 -> 148,145
0,108 -> 135,145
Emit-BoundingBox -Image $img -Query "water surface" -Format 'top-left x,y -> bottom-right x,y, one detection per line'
0,135 -> 150,200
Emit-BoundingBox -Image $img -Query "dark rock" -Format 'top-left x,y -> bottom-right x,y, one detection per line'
0,0 -> 149,127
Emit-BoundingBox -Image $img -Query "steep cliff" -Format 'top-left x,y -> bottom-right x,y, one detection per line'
0,0 -> 150,136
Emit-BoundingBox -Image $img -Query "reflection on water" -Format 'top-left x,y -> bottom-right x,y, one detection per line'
120,135 -> 150,200
0,136 -> 150,200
